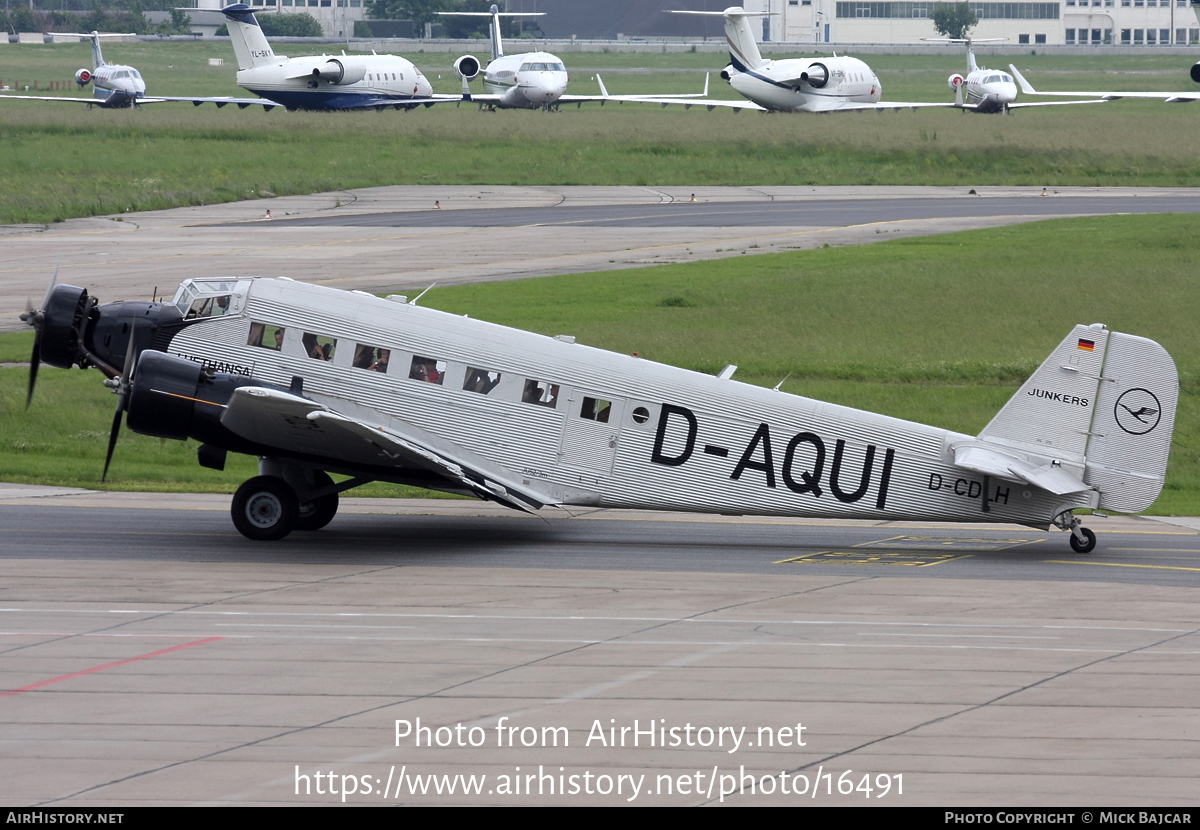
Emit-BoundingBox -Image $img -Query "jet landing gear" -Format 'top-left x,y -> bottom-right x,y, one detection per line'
231,462 -> 368,540
1055,512 -> 1097,553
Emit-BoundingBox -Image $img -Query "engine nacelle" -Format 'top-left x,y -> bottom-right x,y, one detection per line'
454,54 -> 481,81
126,350 -> 276,448
948,73 -> 965,91
75,68 -> 92,87
1192,61 -> 1200,84
312,58 -> 367,86
800,62 -> 829,88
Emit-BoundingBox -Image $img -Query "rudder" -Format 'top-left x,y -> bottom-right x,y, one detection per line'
221,4 -> 278,71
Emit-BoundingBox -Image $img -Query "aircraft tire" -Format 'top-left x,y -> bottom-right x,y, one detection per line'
232,475 -> 299,541
296,471 -> 339,531
1069,527 -> 1097,554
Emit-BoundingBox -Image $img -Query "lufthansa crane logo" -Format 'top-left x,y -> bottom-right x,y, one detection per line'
1114,388 -> 1162,435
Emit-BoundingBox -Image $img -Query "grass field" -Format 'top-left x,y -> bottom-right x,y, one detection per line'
2,43 -> 1200,223
3,213 -> 1199,514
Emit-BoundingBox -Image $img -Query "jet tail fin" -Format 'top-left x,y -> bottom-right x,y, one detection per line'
220,4 -> 279,71
978,325 -> 1177,513
724,10 -> 767,71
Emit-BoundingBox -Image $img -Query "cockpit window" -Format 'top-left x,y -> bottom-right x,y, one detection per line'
1001,73 -> 1012,83
185,295 -> 232,319
248,322 -> 284,351
546,63 -> 563,72
131,69 -> 142,79
519,63 -> 532,72
522,379 -> 559,408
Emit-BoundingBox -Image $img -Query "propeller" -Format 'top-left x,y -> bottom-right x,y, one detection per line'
18,261 -> 59,409
101,322 -> 138,482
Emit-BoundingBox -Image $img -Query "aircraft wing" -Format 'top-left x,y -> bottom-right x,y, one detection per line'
953,444 -> 1091,496
220,386 -> 559,513
1009,64 -> 1200,102
0,92 -> 279,109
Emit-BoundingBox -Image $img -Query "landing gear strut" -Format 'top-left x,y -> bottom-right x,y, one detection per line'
1056,512 -> 1097,553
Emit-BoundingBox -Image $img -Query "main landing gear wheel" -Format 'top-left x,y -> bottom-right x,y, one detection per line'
1069,526 -> 1097,554
232,475 -> 298,541
296,470 -> 339,532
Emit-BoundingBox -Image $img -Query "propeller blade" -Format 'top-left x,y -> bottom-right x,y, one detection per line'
39,259 -> 59,312
102,321 -> 138,482
26,337 -> 40,410
102,407 -> 122,482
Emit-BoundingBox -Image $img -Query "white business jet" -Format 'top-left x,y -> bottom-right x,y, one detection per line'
438,5 -> 706,111
22,274 -> 1177,554
0,30 -> 271,109
613,7 -> 953,114
215,3 -> 437,110
439,5 -> 566,110
1006,63 -> 1200,104
926,38 -> 1109,113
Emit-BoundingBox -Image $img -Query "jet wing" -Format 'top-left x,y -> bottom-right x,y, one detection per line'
953,444 -> 1091,496
1009,65 -> 1200,102
0,92 -> 279,109
220,387 -> 559,513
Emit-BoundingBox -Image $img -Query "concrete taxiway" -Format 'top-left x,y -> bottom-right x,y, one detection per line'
2,488 -> 1199,806
3,185 -> 1197,331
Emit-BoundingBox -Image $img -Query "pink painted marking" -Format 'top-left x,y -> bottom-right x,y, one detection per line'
0,636 -> 223,698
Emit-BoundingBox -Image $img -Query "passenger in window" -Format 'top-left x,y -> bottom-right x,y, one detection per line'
410,357 -> 440,384
371,350 -> 390,373
273,328 -> 284,350
247,322 -> 265,347
464,368 -> 501,395
353,344 -> 375,369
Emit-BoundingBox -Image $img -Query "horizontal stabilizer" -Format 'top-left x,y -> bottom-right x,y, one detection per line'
954,445 -> 1090,495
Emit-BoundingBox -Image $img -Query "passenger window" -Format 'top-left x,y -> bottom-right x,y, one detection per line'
186,295 -> 232,319
248,322 -> 284,351
522,379 -> 560,408
301,332 -> 336,361
580,397 -> 611,423
463,367 -> 502,395
353,344 -> 390,373
409,355 -> 445,385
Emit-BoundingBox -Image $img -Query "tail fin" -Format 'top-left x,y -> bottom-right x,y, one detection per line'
221,4 -> 279,71
489,4 -> 503,62
89,32 -> 105,71
724,9 -> 766,71
965,37 -> 978,73
978,324 -> 1177,513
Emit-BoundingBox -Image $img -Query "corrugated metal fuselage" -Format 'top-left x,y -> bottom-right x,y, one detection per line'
168,279 -> 1094,528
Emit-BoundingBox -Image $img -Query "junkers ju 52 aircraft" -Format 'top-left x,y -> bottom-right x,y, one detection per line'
21,275 -> 1177,551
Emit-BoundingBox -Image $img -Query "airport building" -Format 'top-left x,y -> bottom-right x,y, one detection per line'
536,0 -> 1200,46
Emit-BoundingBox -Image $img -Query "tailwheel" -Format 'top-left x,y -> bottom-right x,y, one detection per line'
1069,526 -> 1097,554
232,475 -> 298,541
296,470 -> 339,531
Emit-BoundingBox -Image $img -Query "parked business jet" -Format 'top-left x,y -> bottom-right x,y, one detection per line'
925,38 -> 1111,113
0,30 -> 271,109
439,5 -> 565,110
22,274 -> 1177,553
1007,63 -> 1200,104
216,3 -> 437,110
603,7 -> 950,113
438,5 -> 705,111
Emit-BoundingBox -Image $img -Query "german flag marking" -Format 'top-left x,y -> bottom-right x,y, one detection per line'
1077,339 -> 1095,351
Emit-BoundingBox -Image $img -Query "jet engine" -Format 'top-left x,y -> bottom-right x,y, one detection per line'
453,54 -> 481,81
948,73 -> 965,91
311,58 -> 367,86
75,68 -> 92,87
1192,61 -> 1200,84
800,63 -> 829,88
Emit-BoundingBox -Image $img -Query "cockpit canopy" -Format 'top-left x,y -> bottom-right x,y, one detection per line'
172,278 -> 251,320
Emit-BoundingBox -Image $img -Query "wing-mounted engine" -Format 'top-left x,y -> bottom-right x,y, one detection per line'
310,57 -> 368,85
454,54 -> 481,81
948,73 -> 965,91
75,68 -> 92,87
